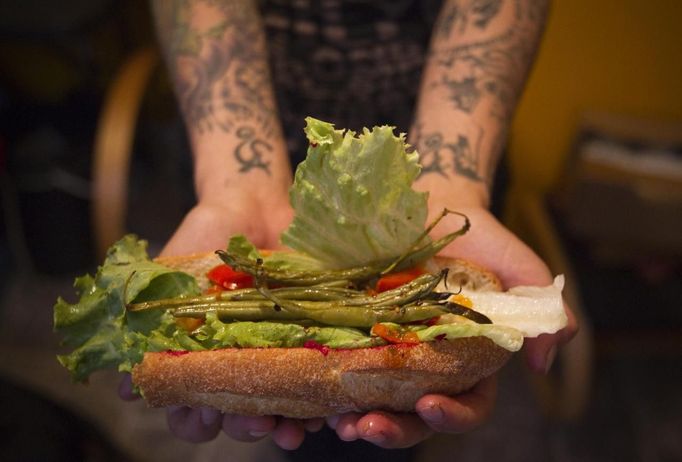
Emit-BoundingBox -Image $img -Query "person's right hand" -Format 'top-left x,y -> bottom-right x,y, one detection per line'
118,196 -> 325,449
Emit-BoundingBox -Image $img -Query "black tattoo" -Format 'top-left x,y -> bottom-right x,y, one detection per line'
152,0 -> 278,140
435,0 -> 504,39
471,0 -> 504,29
234,126 -> 272,175
415,131 -> 450,177
441,75 -> 482,113
413,125 -> 485,182
415,1 -> 546,186
435,3 -> 460,39
450,133 -> 484,181
430,0 -> 545,121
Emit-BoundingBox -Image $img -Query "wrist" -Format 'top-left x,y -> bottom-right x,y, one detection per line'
414,176 -> 491,211
191,136 -> 292,208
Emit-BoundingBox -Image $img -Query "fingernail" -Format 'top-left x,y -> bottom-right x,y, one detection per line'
360,421 -> 386,443
248,430 -> 269,438
200,407 -> 220,426
419,401 -> 444,424
337,421 -> 359,441
544,345 -> 558,374
326,415 -> 340,430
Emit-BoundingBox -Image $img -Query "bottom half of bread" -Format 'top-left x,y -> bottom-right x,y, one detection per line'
132,338 -> 512,418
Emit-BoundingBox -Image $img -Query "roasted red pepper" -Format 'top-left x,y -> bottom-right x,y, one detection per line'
371,323 -> 420,345
374,267 -> 425,293
206,264 -> 254,291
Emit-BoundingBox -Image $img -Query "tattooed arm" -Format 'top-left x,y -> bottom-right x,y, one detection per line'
412,0 -> 548,207
151,0 -> 293,257
329,0 -> 577,448
139,0 -> 316,449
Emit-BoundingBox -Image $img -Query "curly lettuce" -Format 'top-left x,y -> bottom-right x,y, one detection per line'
54,236 -> 202,381
279,117 -> 428,268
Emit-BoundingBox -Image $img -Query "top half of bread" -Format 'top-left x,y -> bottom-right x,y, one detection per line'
154,252 -> 502,292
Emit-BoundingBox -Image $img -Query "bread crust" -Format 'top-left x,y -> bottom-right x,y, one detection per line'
132,253 -> 513,417
133,338 -> 511,418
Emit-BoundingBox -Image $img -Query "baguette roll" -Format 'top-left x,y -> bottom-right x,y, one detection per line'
131,253 -> 514,418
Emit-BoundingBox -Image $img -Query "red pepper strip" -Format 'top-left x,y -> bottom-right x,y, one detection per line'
371,323 -> 421,345
374,267 -> 425,293
206,264 -> 254,291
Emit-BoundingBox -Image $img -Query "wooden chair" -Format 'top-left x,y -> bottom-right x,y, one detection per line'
508,192 -> 594,421
91,46 -> 159,261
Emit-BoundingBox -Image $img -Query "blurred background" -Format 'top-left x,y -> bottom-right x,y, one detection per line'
0,0 -> 680,461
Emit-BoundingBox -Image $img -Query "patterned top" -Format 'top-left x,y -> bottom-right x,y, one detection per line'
262,0 -> 444,165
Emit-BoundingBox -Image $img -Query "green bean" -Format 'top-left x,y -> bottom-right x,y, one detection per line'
128,286 -> 366,312
384,210 -> 470,274
443,301 -> 493,324
216,210 -> 469,286
157,272 -> 437,317
133,270 -> 446,322
174,303 -> 298,321
252,267 -> 446,327
127,289 -> 254,312
290,271 -> 447,309
174,299 -> 449,328
216,250 -> 382,286
302,303 -> 447,327
172,298 -> 493,327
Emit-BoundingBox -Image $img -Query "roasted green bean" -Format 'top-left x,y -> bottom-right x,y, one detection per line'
128,286 -> 367,312
174,299 -> 450,328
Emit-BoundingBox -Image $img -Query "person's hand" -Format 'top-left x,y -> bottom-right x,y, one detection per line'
325,204 -> 578,448
118,196 -> 325,449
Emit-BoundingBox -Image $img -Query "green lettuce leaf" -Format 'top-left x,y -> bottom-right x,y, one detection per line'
196,313 -> 383,349
54,235 -> 201,381
280,117 -> 429,269
377,322 -> 524,352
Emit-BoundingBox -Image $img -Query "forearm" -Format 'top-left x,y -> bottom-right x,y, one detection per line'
412,0 -> 549,209
151,0 -> 291,207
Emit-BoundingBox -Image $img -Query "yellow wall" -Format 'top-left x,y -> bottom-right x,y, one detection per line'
509,0 -> 682,193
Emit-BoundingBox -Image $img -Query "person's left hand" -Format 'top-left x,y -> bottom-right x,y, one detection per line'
326,205 -> 578,448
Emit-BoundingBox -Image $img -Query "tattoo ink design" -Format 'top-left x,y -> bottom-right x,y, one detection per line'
435,0 -> 504,39
415,130 -> 450,177
234,126 -> 272,175
435,3 -> 460,39
154,0 -> 279,142
413,125 -> 485,182
441,75 -> 482,113
471,0 -> 503,29
450,133 -> 484,181
430,0 -> 544,121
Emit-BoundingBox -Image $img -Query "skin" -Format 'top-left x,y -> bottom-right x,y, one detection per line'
126,0 -> 578,450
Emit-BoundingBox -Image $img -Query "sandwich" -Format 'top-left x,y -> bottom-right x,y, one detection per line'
54,118 -> 566,418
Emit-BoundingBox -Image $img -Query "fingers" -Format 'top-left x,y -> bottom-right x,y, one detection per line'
165,405 -> 320,449
271,418 -> 306,450
524,300 -> 579,373
329,412 -> 362,441
167,406 -> 222,443
117,374 -> 138,401
303,418 -> 325,433
222,414 -> 277,442
222,414 -> 320,450
327,376 -> 498,449
415,375 -> 497,433
330,411 -> 432,448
